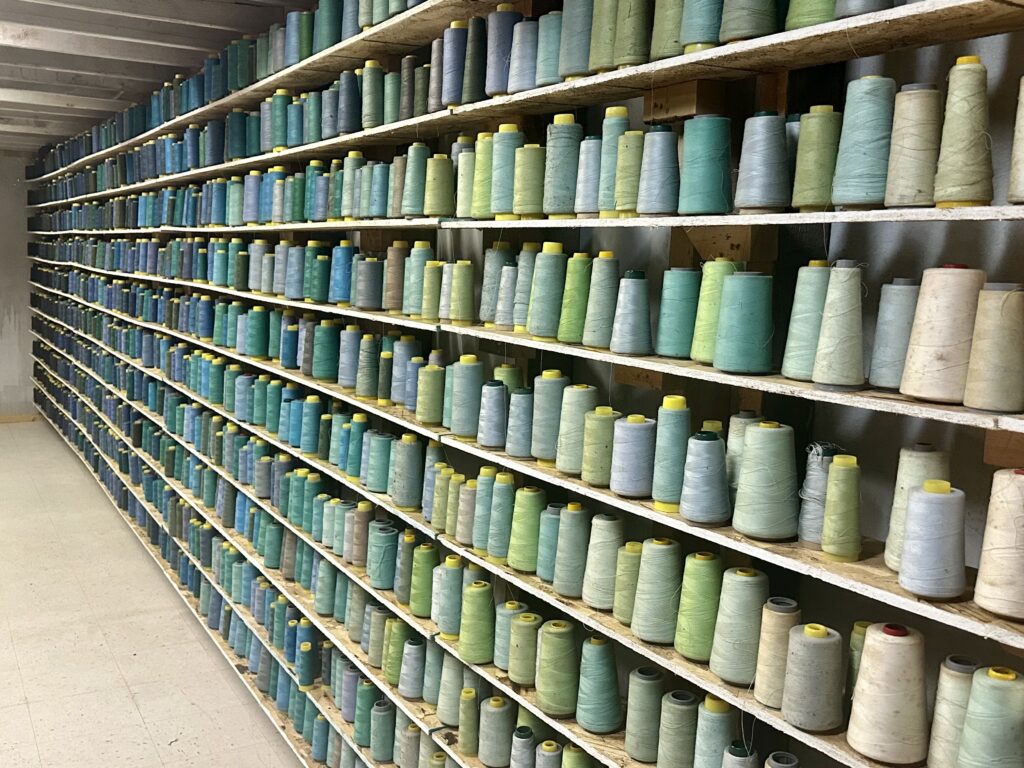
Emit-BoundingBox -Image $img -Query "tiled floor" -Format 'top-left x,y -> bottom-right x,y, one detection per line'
0,419 -> 302,768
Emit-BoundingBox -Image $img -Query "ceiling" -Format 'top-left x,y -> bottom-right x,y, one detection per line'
0,0 -> 308,157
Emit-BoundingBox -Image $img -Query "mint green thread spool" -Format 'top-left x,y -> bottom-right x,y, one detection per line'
535,11 -> 563,86
597,107 -> 630,215
527,242 -> 568,340
831,76 -> 897,208
492,124 -> 526,218
781,260 -> 830,380
432,467 -> 454,533
581,513 -> 623,610
577,636 -> 622,734
531,369 -> 570,466
733,421 -> 799,540
581,406 -> 619,487
401,142 -> 431,217
536,619 -> 578,716
415,364 -> 445,425
424,154 -> 455,217
471,132 -> 495,220
651,0 -> 683,59
460,580 -> 496,664
713,273 -> 773,374
403,240 -> 434,317
493,363 -> 523,392
509,612 -> 543,686
472,466 -> 498,555
793,106 -> 842,213
507,486 -> 547,573
656,268 -> 701,358
445,473 -> 466,536
612,541 -> 643,626
691,258 -> 740,364
785,0 -> 835,29
675,552 -> 723,662
556,384 -> 600,475
679,115 -> 733,215
957,667 -> 1024,768
456,150 -> 477,217
631,538 -> 684,643
536,504 -> 563,583
354,678 -> 378,746
556,253 -> 593,344
709,567 -> 769,685
512,143 -> 546,219
820,454 -> 862,563
513,242 -> 541,331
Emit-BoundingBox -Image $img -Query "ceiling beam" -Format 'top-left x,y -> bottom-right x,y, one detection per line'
18,0 -> 285,33
0,104 -> 101,123
0,76 -> 134,100
0,46 -> 176,82
0,121 -> 71,136
0,87 -> 129,113
0,21 -> 207,66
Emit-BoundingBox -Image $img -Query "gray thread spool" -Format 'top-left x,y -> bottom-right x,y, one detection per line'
657,691 -> 698,768
735,112 -> 792,213
899,483 -> 967,600
797,443 -> 837,547
438,261 -> 455,320
575,137 -> 603,215
610,271 -> 653,355
481,243 -> 515,322
636,126 -> 680,214
355,258 -> 384,310
401,724 -> 421,768
695,697 -> 738,768
495,265 -> 518,329
753,597 -> 801,709
553,504 -> 591,598
478,696 -> 516,768
478,381 -> 510,449
437,651 -> 463,725
513,245 -> 538,331
680,432 -> 731,525
581,513 -> 624,610
869,279 -> 919,389
535,742 -> 562,768
582,253 -> 620,349
485,6 -> 522,97
531,371 -> 569,464
766,754 -> 799,768
495,601 -> 529,671
836,0 -> 892,16
506,20 -> 539,95
625,667 -> 664,762
341,663 -> 360,721
722,743 -> 759,768
510,727 -> 535,768
423,640 -> 444,704
610,415 -> 657,498
427,38 -> 444,113
398,638 -> 426,699
781,623 -> 844,732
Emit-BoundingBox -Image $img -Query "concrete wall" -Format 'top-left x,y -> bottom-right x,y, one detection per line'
0,153 -> 32,420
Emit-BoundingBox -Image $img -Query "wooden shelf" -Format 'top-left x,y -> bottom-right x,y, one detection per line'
29,219 -> 439,237
27,0 -> 1024,197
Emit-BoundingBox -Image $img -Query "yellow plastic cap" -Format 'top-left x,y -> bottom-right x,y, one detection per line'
567,502 -> 582,511
924,479 -> 952,494
809,105 -> 834,114
571,252 -> 590,260
467,480 -> 477,489
381,351 -> 393,359
957,55 -> 981,65
460,354 -> 478,364
541,742 -> 560,753
496,472 -> 515,483
703,420 -> 723,432
759,421 -> 780,429
595,406 -> 615,416
362,333 -> 374,341
414,240 -> 431,249
695,551 -> 716,561
542,369 -> 562,379
401,434 -> 418,445
307,395 -> 320,403
450,20 -> 467,28
853,620 -> 871,635
627,414 -> 646,424
433,153 -> 449,160
477,131 -> 493,140
663,395 -> 687,410
704,695 -> 730,714
480,466 -> 497,478
441,468 -> 455,478
804,623 -> 828,639
542,241 -> 563,254
625,541 -> 643,553
809,259 -> 828,267
834,454 -> 858,468
498,123 -> 520,133
445,555 -> 462,568
989,666 -> 1018,681
606,106 -> 629,118
300,641 -> 312,651
340,239 -> 353,247
346,324 -> 360,332
553,114 -> 575,125
597,250 -> 615,259
393,240 -> 409,248
736,568 -> 757,577
353,414 -> 368,423
357,501 -> 373,512
364,59 -> 381,67
461,688 -> 477,700
347,151 -> 364,160
275,88 -> 290,96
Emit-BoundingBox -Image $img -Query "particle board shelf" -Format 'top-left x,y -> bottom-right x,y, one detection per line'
27,0 -> 504,184
32,306 -> 1024,653
27,0 -> 1024,195
30,278 -> 1024,436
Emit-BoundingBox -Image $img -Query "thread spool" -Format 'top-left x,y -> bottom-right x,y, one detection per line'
884,84 -> 942,208
635,126 -> 680,215
507,613 -> 543,690
485,5 -> 522,97
899,480 -> 966,600
935,57 -> 993,207
900,265 -> 986,404
575,137 -> 602,215
765,754 -> 798,768
535,12 -> 562,87
610,270 -> 653,355
785,0 -> 835,29
536,620 -> 578,716
580,252 -> 620,349
577,636 -> 621,734
811,261 -> 864,388
713,273 -> 773,373
868,278 -> 920,389
656,268 -> 700,359
720,0 -> 777,41
958,666 -> 1024,768
507,486 -> 548,573
835,0 -> 891,15
611,415 -> 657,498
780,260 -> 830,381
797,443 -> 836,548
831,76 -> 896,208
674,552 -> 723,662
651,396 -> 690,513
625,667 -> 662,762
733,422 -> 799,540
557,253 -> 593,343
613,130 -> 644,215
579,513 -> 623,610
964,284 -> 1024,412
556,384 -> 600,475
506,388 -> 534,459
679,116 -> 732,215
680,0 -> 724,50
461,581 -> 495,664
527,243 -> 567,341
479,696 -> 516,768
478,381 -> 510,449
1011,79 -> 1024,204
680,432 -> 731,525
694,696 -> 738,768
691,259 -> 741,364
821,454 -> 862,563
507,20 -> 538,94
735,113 -> 791,213
976,470 -> 1024,618
631,538 -> 683,644
781,623 -> 843,732
531,369 -> 569,466
847,624 -> 929,764
650,0 -> 683,59
884,443 -> 949,571
792,106 -> 842,212
510,727 -> 535,768
552,503 -> 590,599
709,567 -> 769,685
753,598 -> 801,710
543,114 -> 584,217
927,655 -> 979,768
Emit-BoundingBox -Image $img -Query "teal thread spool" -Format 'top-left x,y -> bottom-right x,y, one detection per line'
535,12 -> 563,87
527,242 -> 568,340
492,125 -> 526,219
366,433 -> 394,492
713,273 -> 774,373
652,395 -> 690,513
610,270 -> 654,355
733,421 -> 799,540
582,251 -> 620,349
625,667 -> 663,761
401,142 -> 431,217
709,567 -> 770,685
691,258 -> 741,364
720,0 -> 777,41
631,537 -> 684,643
354,679 -> 378,746
636,126 -> 680,214
271,89 -> 290,151
577,636 -> 622,734
589,0 -> 617,73
531,370 -> 570,466
536,504 -> 563,582
675,552 -> 723,662
599,107 -> 630,216
361,60 -> 385,129
613,0 -> 652,67
680,0 -> 723,51
507,486 -> 547,573
559,0 -> 594,78
781,260 -> 830,381
471,132 -> 495,220
735,112 -> 791,213
556,384 -> 600,475
651,0 -> 683,60
831,76 -> 897,208
384,71 -> 401,124
679,115 -> 733,214
512,143 -> 546,219
557,253 -> 593,344
656,268 -> 701,358
613,130 -> 645,215
390,434 -> 424,510
341,151 -> 366,219
543,114 -> 584,217
581,406 -> 619,487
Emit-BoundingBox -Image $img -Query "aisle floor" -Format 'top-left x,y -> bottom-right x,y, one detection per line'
0,419 -> 301,768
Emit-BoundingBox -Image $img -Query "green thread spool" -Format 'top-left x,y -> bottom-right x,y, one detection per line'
934,56 -> 993,207
588,0 -> 618,72
536,620 -> 578,716
613,0 -> 652,67
543,114 -> 584,217
820,454 -> 862,562
556,384 -> 600,475
459,688 -> 480,756
785,0 -> 834,29
361,60 -> 385,129
354,679 -> 378,746
508,612 -> 543,686
581,406 -> 620,487
956,667 -> 1024,768
384,71 -> 401,124
612,541 -> 643,626
831,76 -> 897,208
781,260 -> 830,380
733,421 -> 799,539
613,131 -> 645,215
527,243 -> 568,340
410,543 -> 440,617
691,258 -> 740,364
512,144 -> 546,218
713,273 -> 774,373
650,0 -> 683,59
658,691 -> 699,768
506,486 -> 547,573
492,124 -> 526,218
460,580 -> 496,664
709,567 -> 769,685
420,261 -> 444,321
577,636 -> 622,734
450,260 -> 475,326
432,467 -> 454,533
370,700 -> 396,761
471,132 -> 495,220
556,253 -> 593,344
437,651 -> 463,726
675,552 -> 723,662
384,620 -> 409,686
625,667 -> 663,761
424,154 -> 455,217
792,106 -> 842,212
473,466 -> 498,555
445,473 -> 465,536
720,0 -> 777,41
679,115 -> 733,214
462,16 -> 487,104
493,363 -> 523,392
342,151 -> 366,219
271,89 -> 290,151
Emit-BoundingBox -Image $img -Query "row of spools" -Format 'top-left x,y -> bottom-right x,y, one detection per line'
35,328 -> 806,768
33,0 -> 889,183
34,320 -> 1024,768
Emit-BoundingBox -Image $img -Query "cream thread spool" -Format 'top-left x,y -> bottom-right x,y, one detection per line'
898,479 -> 966,600
884,443 -> 949,572
868,278 -> 920,390
581,513 -> 623,611
847,623 -> 929,765
820,454 -> 862,563
957,666 -> 1024,768
900,265 -> 986,404
927,655 -> 978,768
1010,77 -> 1024,204
884,83 -> 942,208
934,56 -> 993,207
812,260 -> 865,389
781,623 -> 844,732
753,597 -> 801,710
975,469 -> 1024,619
963,283 -> 1024,413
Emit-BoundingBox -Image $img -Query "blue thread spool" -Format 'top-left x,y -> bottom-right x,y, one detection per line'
485,4 -> 523,97
636,125 -> 680,215
507,20 -> 539,95
610,270 -> 653,355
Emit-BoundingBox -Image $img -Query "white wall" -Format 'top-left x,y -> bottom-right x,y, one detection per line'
0,152 -> 32,419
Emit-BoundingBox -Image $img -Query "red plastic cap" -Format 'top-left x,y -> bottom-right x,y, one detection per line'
940,263 -> 969,269
883,623 -> 909,637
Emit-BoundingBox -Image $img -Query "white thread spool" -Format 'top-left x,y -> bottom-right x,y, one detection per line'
812,260 -> 865,389
975,469 -> 1024,619
847,623 -> 929,765
884,443 -> 949,572
868,278 -> 920,389
725,409 -> 760,495
781,623 -> 844,732
581,514 -> 624,611
927,655 -> 978,768
753,597 -> 801,710
898,480 -> 966,600
884,83 -> 942,208
963,283 -> 1024,412
900,265 -> 986,404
